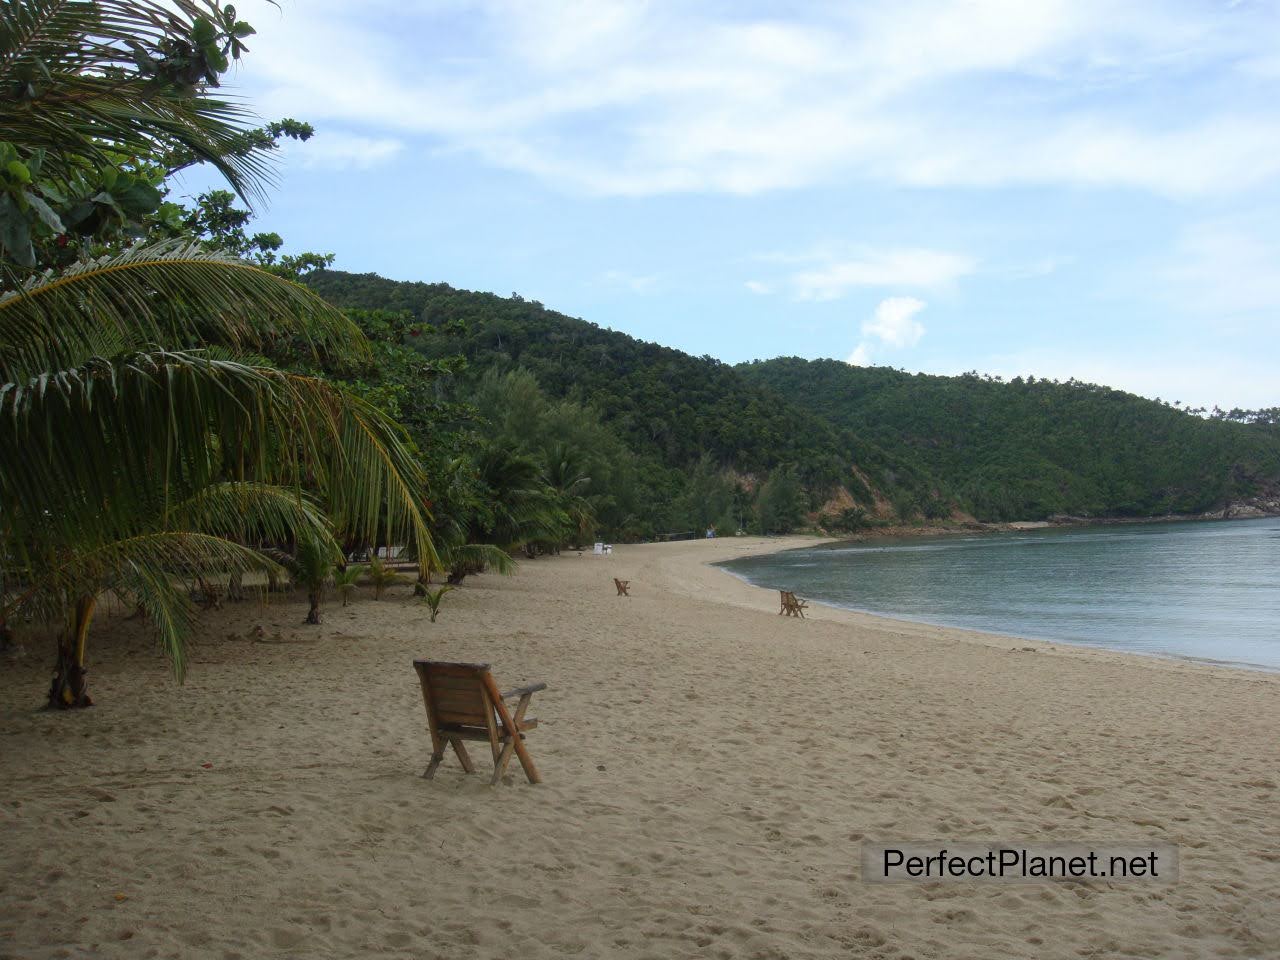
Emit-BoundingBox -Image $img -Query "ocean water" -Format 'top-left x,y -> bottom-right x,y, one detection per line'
719,518 -> 1280,671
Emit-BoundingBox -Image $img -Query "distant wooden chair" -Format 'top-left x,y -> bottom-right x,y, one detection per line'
614,578 -> 631,596
779,590 -> 808,619
191,578 -> 223,609
412,660 -> 545,784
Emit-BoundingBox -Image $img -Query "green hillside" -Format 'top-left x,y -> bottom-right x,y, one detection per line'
306,270 -> 1280,526
738,358 -> 1280,520
303,272 -> 935,504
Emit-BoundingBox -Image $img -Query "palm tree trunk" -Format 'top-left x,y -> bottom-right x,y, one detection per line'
305,589 -> 322,624
48,595 -> 96,709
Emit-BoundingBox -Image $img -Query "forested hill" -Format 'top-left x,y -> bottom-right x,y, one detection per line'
303,270 -> 924,497
738,358 -> 1280,520
305,270 -> 1280,524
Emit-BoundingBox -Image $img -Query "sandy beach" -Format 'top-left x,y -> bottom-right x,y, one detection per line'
1,536 -> 1277,960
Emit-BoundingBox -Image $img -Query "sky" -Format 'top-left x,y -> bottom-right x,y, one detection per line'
186,0 -> 1280,409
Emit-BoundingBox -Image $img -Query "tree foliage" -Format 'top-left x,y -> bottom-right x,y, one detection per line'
304,270 -> 1280,527
0,1 -> 430,707
741,359 -> 1280,521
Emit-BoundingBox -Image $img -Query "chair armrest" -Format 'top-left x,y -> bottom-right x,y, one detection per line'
502,682 -> 547,700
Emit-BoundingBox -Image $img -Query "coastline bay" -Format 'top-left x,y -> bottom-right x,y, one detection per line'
720,518 -> 1280,671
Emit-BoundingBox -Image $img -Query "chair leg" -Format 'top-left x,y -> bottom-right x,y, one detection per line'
450,736 -> 476,774
491,738 -> 516,784
423,749 -> 444,779
512,734 -> 542,784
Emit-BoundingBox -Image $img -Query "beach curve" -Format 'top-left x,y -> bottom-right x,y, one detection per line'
1,536 -> 1276,959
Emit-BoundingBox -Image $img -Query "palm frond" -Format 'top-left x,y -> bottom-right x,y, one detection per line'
1,350 -> 277,549
333,563 -> 363,591
443,543 -> 515,576
277,535 -> 338,592
0,2 -> 222,88
8,530 -> 279,679
166,481 -> 335,548
277,373 -> 437,569
0,1 -> 276,201
364,556 -> 403,599
0,240 -> 367,381
1,352 -> 435,567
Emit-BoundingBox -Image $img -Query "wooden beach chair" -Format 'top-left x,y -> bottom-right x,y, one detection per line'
779,590 -> 808,619
614,578 -> 631,596
412,660 -> 545,785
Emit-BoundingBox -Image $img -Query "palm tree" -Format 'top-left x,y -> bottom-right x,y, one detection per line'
282,537 -> 339,625
541,440 -> 597,548
0,2 -> 435,706
1,275 -> 432,705
0,1 -> 273,216
418,456 -> 517,585
365,557 -> 403,600
419,585 -> 452,622
473,447 -> 568,555
334,565 -> 364,607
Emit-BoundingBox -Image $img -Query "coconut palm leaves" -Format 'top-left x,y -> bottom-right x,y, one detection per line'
364,557 -> 402,600
333,564 -> 363,606
418,585 -> 452,622
279,536 -> 339,625
1,348 -> 429,555
473,446 -> 567,551
541,440 -> 597,545
2,336 -> 432,704
34,530 -> 283,683
441,543 -> 514,578
0,240 -> 367,381
0,0 -> 273,199
0,0 -> 438,706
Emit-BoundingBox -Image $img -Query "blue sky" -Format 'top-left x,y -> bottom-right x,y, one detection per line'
187,0 -> 1280,408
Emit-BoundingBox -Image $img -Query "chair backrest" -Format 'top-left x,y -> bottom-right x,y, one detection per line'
414,660 -> 500,735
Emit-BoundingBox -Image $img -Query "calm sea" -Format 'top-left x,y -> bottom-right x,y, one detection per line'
719,518 -> 1280,671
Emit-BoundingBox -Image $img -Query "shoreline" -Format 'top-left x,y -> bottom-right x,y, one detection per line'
819,508 -> 1280,543
707,533 -> 1280,677
2,536 -> 1277,958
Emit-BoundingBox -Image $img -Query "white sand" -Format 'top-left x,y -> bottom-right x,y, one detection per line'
2,536 -> 1277,959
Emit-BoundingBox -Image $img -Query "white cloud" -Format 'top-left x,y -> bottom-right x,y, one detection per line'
744,280 -> 772,295
866,296 -> 928,347
846,296 -> 928,366
792,248 -> 974,301
846,343 -> 873,366
228,0 -> 1280,198
290,131 -> 404,171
